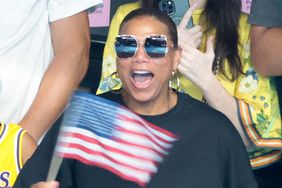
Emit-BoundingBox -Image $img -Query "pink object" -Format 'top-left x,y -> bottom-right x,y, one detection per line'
88,0 -> 111,27
241,0 -> 252,14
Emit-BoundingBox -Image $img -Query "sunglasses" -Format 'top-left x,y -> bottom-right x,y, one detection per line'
114,34 -> 174,59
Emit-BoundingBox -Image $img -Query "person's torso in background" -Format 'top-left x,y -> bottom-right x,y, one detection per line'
0,123 -> 26,187
0,1 -> 54,124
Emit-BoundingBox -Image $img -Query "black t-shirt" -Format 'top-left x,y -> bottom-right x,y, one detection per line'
14,92 -> 258,188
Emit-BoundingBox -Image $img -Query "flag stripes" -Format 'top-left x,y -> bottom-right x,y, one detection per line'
55,92 -> 177,187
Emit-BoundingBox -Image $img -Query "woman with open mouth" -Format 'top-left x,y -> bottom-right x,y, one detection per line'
14,8 -> 257,188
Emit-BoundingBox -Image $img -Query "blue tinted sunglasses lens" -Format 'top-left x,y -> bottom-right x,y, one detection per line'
145,36 -> 167,58
115,36 -> 137,58
115,35 -> 168,58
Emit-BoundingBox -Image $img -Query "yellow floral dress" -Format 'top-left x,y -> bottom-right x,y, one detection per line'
97,4 -> 282,169
185,10 -> 282,168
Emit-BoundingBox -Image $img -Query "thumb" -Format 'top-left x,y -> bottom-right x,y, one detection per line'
49,181 -> 59,188
205,36 -> 214,54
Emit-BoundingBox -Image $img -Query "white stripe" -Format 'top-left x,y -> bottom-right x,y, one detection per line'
72,95 -> 177,143
116,120 -> 175,149
240,102 -> 281,147
251,151 -> 282,165
14,127 -> 23,174
57,146 -> 151,183
66,105 -> 115,125
72,97 -> 118,116
115,108 -> 177,142
60,127 -> 163,161
0,123 -> 8,144
57,135 -> 159,172
240,101 -> 258,141
115,130 -> 169,155
81,95 -> 177,142
240,102 -> 279,146
142,121 -> 177,142
64,110 -> 114,132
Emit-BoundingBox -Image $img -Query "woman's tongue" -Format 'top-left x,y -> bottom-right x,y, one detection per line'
131,71 -> 154,89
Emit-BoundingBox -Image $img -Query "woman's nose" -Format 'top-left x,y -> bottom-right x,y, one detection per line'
134,45 -> 149,62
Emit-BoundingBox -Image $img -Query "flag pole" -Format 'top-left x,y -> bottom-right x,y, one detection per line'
47,154 -> 63,181
46,102 -> 70,181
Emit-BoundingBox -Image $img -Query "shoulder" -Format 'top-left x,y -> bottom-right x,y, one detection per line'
180,95 -> 246,150
178,93 -> 227,119
178,93 -> 239,134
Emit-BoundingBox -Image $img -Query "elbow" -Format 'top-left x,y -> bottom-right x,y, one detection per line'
74,35 -> 91,82
79,43 -> 90,82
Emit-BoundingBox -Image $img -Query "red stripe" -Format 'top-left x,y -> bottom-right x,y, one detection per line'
58,142 -> 156,173
119,115 -> 178,140
114,136 -> 166,157
57,152 -> 148,187
58,136 -> 159,164
61,131 -> 167,157
115,119 -> 171,144
61,131 -> 157,153
115,124 -> 150,138
115,126 -> 172,152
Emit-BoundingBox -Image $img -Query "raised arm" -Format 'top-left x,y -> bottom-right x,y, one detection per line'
20,11 -> 90,141
178,37 -> 253,147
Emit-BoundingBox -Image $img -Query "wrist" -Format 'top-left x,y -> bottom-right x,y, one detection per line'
198,73 -> 218,93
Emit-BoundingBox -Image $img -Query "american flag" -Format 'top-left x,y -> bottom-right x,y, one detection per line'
55,91 -> 177,187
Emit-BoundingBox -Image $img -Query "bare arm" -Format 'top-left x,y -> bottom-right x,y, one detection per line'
200,76 -> 253,147
250,25 -> 282,76
22,132 -> 37,164
178,37 -> 253,147
20,11 -> 90,141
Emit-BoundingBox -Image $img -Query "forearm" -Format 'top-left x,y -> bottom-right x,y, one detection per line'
250,25 -> 282,76
20,45 -> 89,141
20,12 -> 90,141
201,76 -> 253,147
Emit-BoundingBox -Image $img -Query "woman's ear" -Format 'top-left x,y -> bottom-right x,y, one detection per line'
172,47 -> 182,70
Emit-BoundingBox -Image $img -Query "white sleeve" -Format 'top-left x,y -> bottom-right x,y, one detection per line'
48,0 -> 103,22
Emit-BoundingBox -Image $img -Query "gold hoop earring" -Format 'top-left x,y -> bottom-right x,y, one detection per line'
107,72 -> 124,94
169,70 -> 180,92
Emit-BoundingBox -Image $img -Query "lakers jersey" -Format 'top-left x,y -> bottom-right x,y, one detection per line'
0,123 -> 26,187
